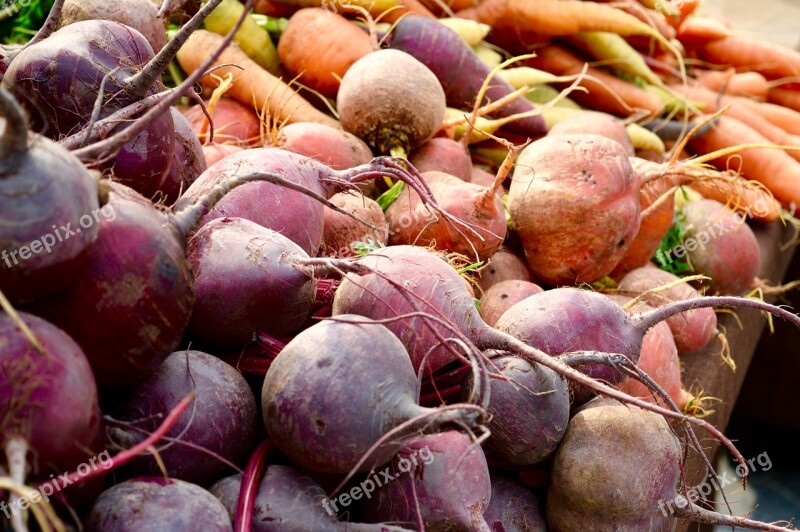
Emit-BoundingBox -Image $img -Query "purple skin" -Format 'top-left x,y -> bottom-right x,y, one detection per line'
262,317 -> 475,473
2,20 -> 175,198
362,431 -> 492,532
0,88 -> 100,304
107,350 -> 258,487
160,107 -> 207,204
175,148 -> 335,254
0,312 -> 102,473
27,183 -> 194,389
388,16 -> 547,138
409,137 -> 473,182
210,467 -> 412,531
464,355 -> 569,465
86,477 -> 233,532
186,217 -> 316,350
495,287 -> 642,404
483,474 -> 547,532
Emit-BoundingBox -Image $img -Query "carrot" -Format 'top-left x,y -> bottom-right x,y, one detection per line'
592,0 -> 676,41
568,31 -> 662,86
669,82 -> 800,163
687,115 -> 800,207
177,30 -> 340,129
692,35 -> 800,81
205,0 -> 280,74
277,8 -> 373,98
688,176 -> 782,222
694,69 -> 768,100
675,15 -> 730,46
751,101 -> 800,136
526,44 -> 664,117
768,86 -> 800,113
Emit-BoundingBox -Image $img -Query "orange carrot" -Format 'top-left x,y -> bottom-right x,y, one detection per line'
687,115 -> 800,207
378,0 -> 437,22
675,15 -> 730,46
753,101 -> 800,136
526,44 -> 664,117
277,8 -> 373,98
694,69 -> 768,100
177,30 -> 340,129
768,86 -> 800,113
669,82 -> 800,163
692,35 -> 800,81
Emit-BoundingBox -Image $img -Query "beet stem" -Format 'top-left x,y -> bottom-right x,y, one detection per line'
634,296 -> 800,335
81,67 -> 121,148
0,88 -> 29,163
234,440 -> 272,532
12,0 -> 65,53
673,502 -> 796,531
35,392 -> 195,493
72,0 -> 255,162
124,0 -> 225,98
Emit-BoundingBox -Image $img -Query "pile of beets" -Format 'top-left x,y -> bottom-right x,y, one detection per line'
0,1 -> 798,531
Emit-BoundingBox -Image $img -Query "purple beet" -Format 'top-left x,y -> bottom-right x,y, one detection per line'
2,20 -> 175,197
107,350 -> 257,486
464,354 -> 569,465
362,430 -> 492,531
261,317 -> 484,473
0,312 -> 102,474
86,477 -> 233,532
388,16 -> 546,138
210,466 -> 412,531
483,474 -> 547,532
186,217 -> 316,350
174,147 -> 457,255
0,88 -> 100,304
27,183 -> 194,388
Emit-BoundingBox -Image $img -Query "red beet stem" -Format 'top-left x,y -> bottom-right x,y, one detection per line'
0,89 -> 29,164
234,440 -> 272,532
35,392 -> 195,493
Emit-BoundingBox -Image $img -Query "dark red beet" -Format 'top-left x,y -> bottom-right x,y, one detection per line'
0,312 -> 102,473
483,474 -> 547,532
0,88 -> 100,304
86,477 -> 233,531
107,350 -> 257,486
262,317 -> 483,473
27,183 -> 194,388
2,20 -> 175,198
210,467 -> 411,531
464,355 -> 569,465
362,431 -> 492,531
186,217 -> 316,350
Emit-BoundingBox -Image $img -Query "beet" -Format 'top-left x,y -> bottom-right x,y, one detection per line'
210,466 -> 412,531
0,312 -> 102,473
362,431 -> 492,531
58,0 -> 168,53
86,477 -> 233,531
483,474 -> 547,532
107,350 -> 257,486
464,355 -> 569,465
0,88 -> 100,304
186,217 -> 316,350
161,107 -> 207,204
261,317 -> 483,473
3,20 -> 175,198
27,183 -> 193,388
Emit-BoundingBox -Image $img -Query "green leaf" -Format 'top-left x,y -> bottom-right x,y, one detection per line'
457,261 -> 485,275
653,209 -> 692,275
350,240 -> 385,256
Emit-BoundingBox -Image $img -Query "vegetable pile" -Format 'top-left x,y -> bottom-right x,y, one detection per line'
2,0 -> 800,530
